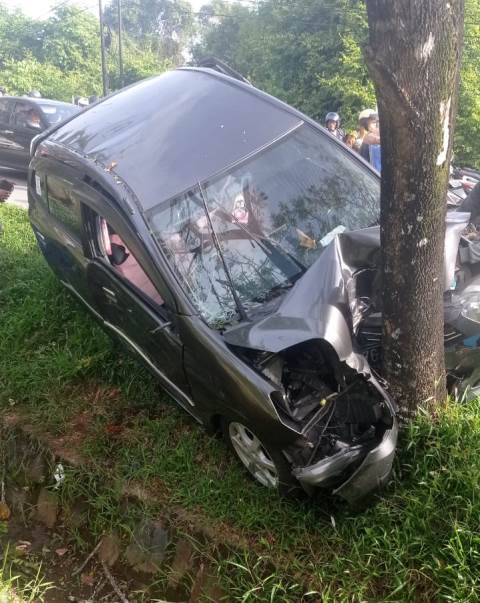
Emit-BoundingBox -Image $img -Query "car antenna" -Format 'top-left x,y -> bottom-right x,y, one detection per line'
198,183 -> 249,322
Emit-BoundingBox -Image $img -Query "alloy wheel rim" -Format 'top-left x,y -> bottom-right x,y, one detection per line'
228,422 -> 279,488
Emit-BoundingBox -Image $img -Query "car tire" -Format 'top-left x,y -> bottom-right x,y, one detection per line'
221,418 -> 299,495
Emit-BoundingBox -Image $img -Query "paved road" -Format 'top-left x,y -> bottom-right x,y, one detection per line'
0,168 -> 28,209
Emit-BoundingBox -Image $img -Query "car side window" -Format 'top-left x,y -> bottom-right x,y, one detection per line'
12,102 -> 42,130
0,99 -> 11,123
96,215 -> 164,308
46,175 -> 83,239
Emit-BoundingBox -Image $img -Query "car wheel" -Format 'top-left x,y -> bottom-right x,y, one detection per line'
222,419 -> 298,494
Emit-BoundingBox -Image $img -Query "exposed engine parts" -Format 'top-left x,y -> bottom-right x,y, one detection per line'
245,341 -> 392,471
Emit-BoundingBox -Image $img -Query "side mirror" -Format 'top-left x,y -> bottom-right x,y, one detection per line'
110,243 -> 129,265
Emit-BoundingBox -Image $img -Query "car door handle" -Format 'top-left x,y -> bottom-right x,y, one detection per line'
151,321 -> 172,334
101,286 -> 117,301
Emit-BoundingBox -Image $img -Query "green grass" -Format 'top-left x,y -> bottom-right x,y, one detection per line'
0,541 -> 52,603
2,204 -> 480,601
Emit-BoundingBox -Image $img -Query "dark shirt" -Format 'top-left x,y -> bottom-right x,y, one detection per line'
327,128 -> 344,141
360,141 -> 370,162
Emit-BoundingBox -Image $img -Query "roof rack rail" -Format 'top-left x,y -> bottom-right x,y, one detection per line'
196,56 -> 251,85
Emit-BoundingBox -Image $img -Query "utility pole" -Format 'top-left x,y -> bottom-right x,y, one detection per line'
117,0 -> 124,88
98,0 -> 108,96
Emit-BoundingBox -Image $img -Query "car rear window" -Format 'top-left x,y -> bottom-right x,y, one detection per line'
0,98 -> 11,122
38,102 -> 78,125
47,175 -> 83,238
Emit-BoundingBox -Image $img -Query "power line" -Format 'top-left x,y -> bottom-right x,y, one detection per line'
33,0 -> 96,20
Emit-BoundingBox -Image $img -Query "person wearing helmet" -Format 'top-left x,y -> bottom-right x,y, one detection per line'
325,112 -> 344,140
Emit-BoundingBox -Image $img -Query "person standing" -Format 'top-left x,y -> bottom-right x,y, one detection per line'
358,111 -> 381,163
324,112 -> 344,140
344,130 -> 358,149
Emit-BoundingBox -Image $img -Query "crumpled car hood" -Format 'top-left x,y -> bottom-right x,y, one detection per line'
224,212 -> 470,372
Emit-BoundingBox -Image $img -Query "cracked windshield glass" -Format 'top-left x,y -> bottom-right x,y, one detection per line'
148,124 -> 380,326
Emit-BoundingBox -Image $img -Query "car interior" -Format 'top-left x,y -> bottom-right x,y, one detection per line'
98,216 -> 164,307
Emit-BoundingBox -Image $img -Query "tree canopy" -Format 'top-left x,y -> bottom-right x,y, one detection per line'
0,2 -> 175,100
0,0 -> 477,167
194,0 -> 479,167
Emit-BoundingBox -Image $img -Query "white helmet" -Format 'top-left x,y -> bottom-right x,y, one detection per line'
359,108 -> 377,120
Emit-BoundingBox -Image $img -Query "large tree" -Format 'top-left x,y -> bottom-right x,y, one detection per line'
364,0 -> 465,418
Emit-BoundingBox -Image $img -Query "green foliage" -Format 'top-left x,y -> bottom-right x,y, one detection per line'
0,1 -> 174,99
0,4 -> 101,98
1,55 -> 100,101
104,0 -> 195,65
0,543 -> 53,602
0,5 -> 42,66
455,0 -> 480,168
193,0 -> 375,128
39,6 -> 100,73
107,37 -> 174,89
195,0 -> 479,162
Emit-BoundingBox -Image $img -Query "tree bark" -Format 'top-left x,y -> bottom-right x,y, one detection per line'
364,1 -> 465,420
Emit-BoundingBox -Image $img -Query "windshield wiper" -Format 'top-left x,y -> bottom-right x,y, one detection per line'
198,183 -> 249,322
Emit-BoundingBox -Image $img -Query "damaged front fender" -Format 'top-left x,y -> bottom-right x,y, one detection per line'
293,419 -> 398,503
224,214 -> 472,502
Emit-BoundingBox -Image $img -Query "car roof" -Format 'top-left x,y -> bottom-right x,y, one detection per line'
1,96 -> 73,106
48,68 -> 303,212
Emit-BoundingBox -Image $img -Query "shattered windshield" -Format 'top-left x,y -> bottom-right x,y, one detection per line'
147,124 -> 379,326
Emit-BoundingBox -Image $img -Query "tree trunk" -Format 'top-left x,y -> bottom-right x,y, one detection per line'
364,1 -> 465,420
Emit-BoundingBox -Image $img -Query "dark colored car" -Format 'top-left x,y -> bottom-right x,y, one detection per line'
27,68 -> 480,504
0,97 -> 79,171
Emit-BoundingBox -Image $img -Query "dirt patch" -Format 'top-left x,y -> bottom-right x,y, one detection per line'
0,418 -> 233,601
3,410 -> 250,550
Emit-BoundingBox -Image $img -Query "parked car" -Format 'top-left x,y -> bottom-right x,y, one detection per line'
0,97 -> 79,170
27,68 -> 480,504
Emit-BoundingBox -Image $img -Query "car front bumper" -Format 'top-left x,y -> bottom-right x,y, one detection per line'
293,419 -> 398,503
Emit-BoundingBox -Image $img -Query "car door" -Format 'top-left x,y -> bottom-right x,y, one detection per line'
9,101 -> 44,169
34,166 -> 90,300
84,210 -> 195,415
0,98 -> 14,167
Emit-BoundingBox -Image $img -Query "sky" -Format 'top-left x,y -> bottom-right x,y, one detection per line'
2,0 -> 207,20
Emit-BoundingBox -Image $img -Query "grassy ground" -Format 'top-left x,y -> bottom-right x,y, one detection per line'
0,536 -> 52,602
2,204 -> 480,602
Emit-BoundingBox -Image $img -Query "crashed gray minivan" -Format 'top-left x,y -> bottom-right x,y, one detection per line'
28,67 -> 480,504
